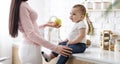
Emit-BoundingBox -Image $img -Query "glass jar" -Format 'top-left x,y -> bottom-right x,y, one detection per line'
109,34 -> 118,51
115,39 -> 120,53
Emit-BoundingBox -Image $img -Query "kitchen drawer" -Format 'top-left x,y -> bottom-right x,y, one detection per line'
43,56 -> 95,64
67,57 -> 95,64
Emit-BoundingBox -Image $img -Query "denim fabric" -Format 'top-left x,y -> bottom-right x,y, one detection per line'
52,41 -> 86,64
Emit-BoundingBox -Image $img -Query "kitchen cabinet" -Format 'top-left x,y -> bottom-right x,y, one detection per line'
67,57 -> 95,64
13,43 -> 120,64
43,56 -> 95,64
12,44 -> 21,64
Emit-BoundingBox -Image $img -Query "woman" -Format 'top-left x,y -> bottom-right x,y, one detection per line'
9,0 -> 72,64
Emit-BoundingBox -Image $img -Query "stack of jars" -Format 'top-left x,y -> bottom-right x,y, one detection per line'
100,30 -> 112,50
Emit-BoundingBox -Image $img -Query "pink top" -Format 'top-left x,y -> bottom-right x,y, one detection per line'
19,1 -> 57,51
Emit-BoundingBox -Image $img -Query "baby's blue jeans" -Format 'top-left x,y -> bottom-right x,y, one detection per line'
52,41 -> 86,64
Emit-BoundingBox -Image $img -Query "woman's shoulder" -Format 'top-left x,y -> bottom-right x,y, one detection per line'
20,2 -> 29,9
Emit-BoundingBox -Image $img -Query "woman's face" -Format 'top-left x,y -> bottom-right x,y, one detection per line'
69,8 -> 82,23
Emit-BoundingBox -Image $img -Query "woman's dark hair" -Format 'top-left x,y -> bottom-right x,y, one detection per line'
9,0 -> 27,38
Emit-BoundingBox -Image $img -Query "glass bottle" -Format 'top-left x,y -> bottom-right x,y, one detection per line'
115,39 -> 120,53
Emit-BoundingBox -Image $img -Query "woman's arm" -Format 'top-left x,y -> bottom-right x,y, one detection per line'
20,3 -> 72,56
20,4 -> 57,51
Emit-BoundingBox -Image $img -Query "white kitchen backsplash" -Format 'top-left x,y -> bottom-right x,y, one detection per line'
86,11 -> 120,46
36,0 -> 120,47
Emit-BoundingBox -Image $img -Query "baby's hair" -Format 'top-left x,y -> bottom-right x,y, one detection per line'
73,4 -> 86,16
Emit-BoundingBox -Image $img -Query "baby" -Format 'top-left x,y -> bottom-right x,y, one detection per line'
42,4 -> 88,64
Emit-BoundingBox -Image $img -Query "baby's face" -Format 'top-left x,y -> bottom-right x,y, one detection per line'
69,8 -> 82,23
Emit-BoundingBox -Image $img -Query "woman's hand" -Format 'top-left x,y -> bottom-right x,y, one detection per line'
55,45 -> 72,57
39,22 -> 61,28
46,22 -> 61,28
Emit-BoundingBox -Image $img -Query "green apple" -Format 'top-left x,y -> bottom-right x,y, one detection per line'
55,18 -> 62,26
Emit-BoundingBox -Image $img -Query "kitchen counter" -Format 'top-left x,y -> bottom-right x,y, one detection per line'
13,43 -> 120,64
72,47 -> 120,64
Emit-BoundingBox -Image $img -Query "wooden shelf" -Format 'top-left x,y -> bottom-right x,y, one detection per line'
87,9 -> 120,12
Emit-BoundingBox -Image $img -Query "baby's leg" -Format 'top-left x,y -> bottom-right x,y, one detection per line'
41,51 -> 56,62
56,43 -> 86,64
69,43 -> 86,53
42,41 -> 67,62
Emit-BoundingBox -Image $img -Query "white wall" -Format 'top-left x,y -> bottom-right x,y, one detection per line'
39,0 -> 120,46
88,11 -> 120,46
37,0 -> 86,40
0,0 -> 12,64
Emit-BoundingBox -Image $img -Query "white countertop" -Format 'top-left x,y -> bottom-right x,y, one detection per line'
72,47 -> 120,64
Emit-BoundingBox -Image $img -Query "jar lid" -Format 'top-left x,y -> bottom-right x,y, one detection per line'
112,34 -> 118,37
117,39 -> 120,42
